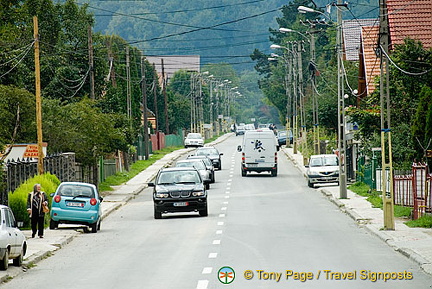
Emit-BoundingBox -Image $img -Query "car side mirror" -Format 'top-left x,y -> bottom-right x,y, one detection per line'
237,145 -> 242,152
50,193 -> 55,197
305,165 -> 309,168
148,182 -> 155,187
99,196 -> 104,202
220,153 -> 224,156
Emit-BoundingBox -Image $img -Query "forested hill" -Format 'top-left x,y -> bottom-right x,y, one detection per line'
86,0 -> 378,71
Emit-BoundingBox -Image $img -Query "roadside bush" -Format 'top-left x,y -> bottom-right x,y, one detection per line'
8,173 -> 60,228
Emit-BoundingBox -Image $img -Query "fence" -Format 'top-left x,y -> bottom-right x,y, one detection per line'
358,158 -> 431,219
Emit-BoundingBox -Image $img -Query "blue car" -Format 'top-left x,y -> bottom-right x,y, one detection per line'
50,182 -> 103,233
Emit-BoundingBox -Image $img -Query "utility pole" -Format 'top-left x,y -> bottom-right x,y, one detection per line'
337,0 -> 348,199
152,63 -> 159,132
292,42 -> 298,154
141,57 -> 149,160
33,16 -> 44,175
88,26 -> 95,100
379,0 -> 395,230
161,59 -> 169,134
126,46 -> 132,123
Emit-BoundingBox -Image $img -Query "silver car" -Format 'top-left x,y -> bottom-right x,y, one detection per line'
0,205 -> 27,270
175,159 -> 211,189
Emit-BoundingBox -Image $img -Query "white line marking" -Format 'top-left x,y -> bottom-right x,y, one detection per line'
196,280 -> 208,289
216,230 -> 223,234
221,207 -> 227,211
202,267 -> 213,274
217,222 -> 224,226
219,214 -> 226,218
208,253 -> 218,258
213,240 -> 221,245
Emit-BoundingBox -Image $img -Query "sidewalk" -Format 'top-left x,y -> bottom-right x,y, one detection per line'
0,134 -> 232,283
282,146 -> 432,276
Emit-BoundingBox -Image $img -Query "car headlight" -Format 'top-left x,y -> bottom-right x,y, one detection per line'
192,191 -> 206,197
155,192 -> 169,198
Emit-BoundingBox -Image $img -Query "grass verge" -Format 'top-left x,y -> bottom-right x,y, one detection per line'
348,182 -> 412,218
98,146 -> 182,193
405,214 -> 432,228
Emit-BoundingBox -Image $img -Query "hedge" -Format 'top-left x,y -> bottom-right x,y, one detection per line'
8,173 -> 61,228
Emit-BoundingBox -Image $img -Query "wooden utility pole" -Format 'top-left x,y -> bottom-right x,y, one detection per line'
126,46 -> 132,122
33,16 -> 44,175
152,63 -> 159,132
379,0 -> 395,230
88,26 -> 95,99
161,58 -> 169,134
141,57 -> 149,160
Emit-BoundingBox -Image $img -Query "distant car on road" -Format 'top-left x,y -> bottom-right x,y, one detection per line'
184,132 -> 204,148
305,154 -> 339,188
235,125 -> 246,136
193,146 -> 223,170
149,167 -> 208,219
50,182 -> 103,233
175,159 -> 211,189
0,205 -> 27,270
187,155 -> 215,183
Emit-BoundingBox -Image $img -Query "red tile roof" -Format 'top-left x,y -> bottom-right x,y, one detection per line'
387,0 -> 432,49
360,25 -> 380,96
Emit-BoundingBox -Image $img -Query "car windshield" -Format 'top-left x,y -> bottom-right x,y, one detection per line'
59,185 -> 95,198
196,148 -> 218,156
177,161 -> 205,170
187,133 -> 202,139
157,171 -> 200,184
278,132 -> 286,137
310,156 -> 338,167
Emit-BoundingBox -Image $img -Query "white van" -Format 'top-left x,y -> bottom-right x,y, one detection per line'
237,130 -> 278,177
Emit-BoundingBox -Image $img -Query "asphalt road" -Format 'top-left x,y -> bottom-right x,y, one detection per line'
2,135 -> 432,289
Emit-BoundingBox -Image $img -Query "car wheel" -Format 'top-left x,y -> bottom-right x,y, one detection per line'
0,250 -> 8,271
90,222 -> 98,233
49,219 -> 58,230
154,207 -> 162,219
241,169 -> 246,177
307,180 -> 314,188
211,173 -> 215,183
199,205 -> 208,217
271,169 -> 277,177
205,183 -> 210,190
13,247 -> 24,267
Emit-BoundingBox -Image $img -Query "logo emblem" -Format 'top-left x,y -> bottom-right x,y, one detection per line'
218,266 -> 235,284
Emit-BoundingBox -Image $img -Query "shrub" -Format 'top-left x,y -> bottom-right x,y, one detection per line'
8,173 -> 60,228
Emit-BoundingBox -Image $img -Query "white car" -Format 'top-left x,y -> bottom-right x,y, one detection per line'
0,205 -> 27,270
184,133 -> 204,148
305,154 -> 339,188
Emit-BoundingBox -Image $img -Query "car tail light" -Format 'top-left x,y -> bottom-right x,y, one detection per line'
242,152 -> 245,163
274,152 -> 278,163
90,198 -> 97,206
54,195 -> 61,203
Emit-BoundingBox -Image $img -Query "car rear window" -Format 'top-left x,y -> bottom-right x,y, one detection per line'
59,185 -> 95,198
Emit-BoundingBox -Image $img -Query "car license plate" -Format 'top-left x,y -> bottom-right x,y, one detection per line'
248,163 -> 257,167
66,202 -> 84,207
174,202 -> 188,207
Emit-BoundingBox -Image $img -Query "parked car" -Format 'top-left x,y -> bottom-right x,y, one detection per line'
50,182 -> 103,233
187,155 -> 215,183
277,130 -> 293,147
305,154 -> 339,188
0,205 -> 27,270
175,159 -> 211,189
149,167 -> 208,219
184,132 -> 204,148
193,146 -> 223,170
